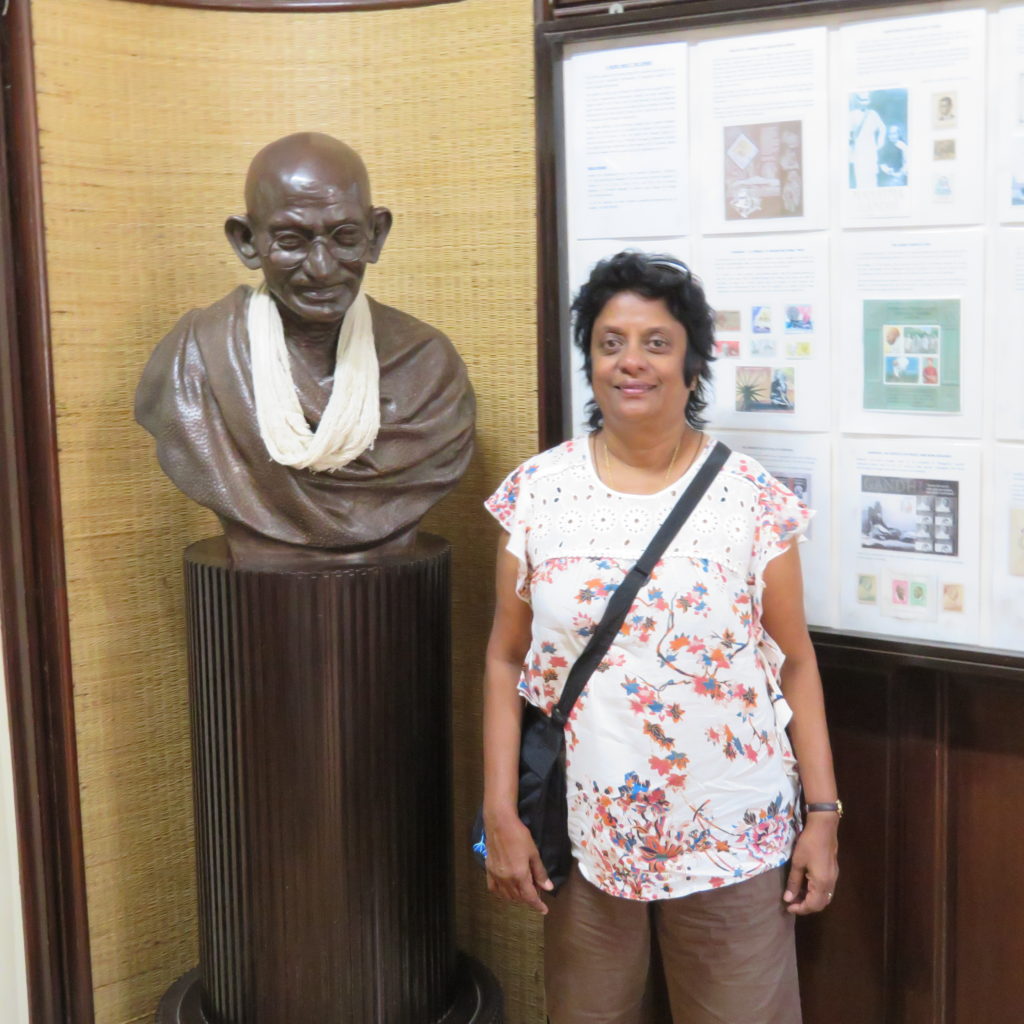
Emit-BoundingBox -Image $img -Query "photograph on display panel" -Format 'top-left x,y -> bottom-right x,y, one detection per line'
723,121 -> 803,220
734,366 -> 795,413
862,298 -> 960,413
860,475 -> 958,557
715,309 -> 741,332
932,90 -> 958,129
848,89 -> 908,189
785,305 -> 813,331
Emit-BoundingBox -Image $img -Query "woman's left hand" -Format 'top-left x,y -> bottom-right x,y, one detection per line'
783,814 -> 839,915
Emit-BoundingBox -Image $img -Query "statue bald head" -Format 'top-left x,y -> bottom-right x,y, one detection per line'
244,133 -> 373,216
226,133 -> 392,327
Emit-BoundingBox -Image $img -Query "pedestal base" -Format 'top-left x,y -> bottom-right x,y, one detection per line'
157,953 -> 504,1024
175,534 -> 493,1022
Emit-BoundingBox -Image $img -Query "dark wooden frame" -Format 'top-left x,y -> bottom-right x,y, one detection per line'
534,11 -> 1024,1018
533,0 -> 1024,675
121,0 -> 463,12
0,2 -> 95,1022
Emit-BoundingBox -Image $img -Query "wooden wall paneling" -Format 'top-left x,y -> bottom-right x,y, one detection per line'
0,2 -> 94,1022
890,669 -> 949,1024
804,639 -> 1024,1024
798,655 -> 892,1023
947,674 -> 1024,1023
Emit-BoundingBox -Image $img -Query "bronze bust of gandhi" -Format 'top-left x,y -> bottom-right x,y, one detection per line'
136,132 -> 475,556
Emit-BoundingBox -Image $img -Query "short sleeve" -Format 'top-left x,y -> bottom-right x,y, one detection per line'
484,463 -> 532,601
753,474 -> 814,576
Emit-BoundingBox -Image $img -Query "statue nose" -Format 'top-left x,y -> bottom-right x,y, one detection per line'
304,238 -> 334,278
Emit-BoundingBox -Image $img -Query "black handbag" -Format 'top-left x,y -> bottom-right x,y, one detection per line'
473,441 -> 730,893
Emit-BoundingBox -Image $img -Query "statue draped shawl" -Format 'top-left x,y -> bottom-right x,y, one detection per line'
136,285 -> 475,549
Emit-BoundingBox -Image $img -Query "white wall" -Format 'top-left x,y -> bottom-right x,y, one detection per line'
0,620 -> 30,1024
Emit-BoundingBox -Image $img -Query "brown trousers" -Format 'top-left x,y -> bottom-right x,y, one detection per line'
543,865 -> 801,1024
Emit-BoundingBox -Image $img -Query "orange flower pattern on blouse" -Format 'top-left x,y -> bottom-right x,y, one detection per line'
485,437 -> 812,901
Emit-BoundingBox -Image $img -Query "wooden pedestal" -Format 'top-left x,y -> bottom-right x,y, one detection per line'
157,535 -> 500,1024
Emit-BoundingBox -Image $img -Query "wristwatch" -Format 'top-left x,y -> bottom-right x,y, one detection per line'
805,800 -> 843,818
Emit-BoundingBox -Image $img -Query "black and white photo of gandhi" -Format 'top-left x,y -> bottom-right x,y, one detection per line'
770,368 -> 795,409
860,476 -> 959,556
933,91 -> 957,128
849,89 -> 908,189
724,121 -> 803,220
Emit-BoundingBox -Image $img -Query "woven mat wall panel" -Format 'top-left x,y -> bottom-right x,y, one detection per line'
31,0 -> 542,1019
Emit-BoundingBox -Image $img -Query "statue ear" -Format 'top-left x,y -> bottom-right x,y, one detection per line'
366,206 -> 393,264
225,215 -> 262,270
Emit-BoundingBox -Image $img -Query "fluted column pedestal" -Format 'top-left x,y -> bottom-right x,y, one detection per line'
157,535 -> 500,1023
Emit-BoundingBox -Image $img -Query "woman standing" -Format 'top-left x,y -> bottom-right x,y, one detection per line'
481,252 -> 839,1023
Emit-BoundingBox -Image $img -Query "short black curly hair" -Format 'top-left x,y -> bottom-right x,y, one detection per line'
571,251 -> 715,431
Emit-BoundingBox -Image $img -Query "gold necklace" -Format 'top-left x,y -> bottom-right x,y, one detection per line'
602,430 -> 701,488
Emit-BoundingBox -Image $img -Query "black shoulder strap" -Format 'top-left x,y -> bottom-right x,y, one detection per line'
550,440 -> 731,726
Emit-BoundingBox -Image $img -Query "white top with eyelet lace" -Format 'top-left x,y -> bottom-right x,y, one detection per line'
486,436 -> 812,901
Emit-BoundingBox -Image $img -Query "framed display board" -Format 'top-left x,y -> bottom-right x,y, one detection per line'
535,0 -> 1024,666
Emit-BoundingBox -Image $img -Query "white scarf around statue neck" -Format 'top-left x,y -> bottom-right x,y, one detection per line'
248,283 -> 380,472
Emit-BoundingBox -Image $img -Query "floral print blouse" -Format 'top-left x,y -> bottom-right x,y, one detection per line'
485,436 -> 812,902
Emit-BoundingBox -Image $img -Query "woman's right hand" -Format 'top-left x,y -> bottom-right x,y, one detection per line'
482,541 -> 549,913
483,809 -> 553,914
